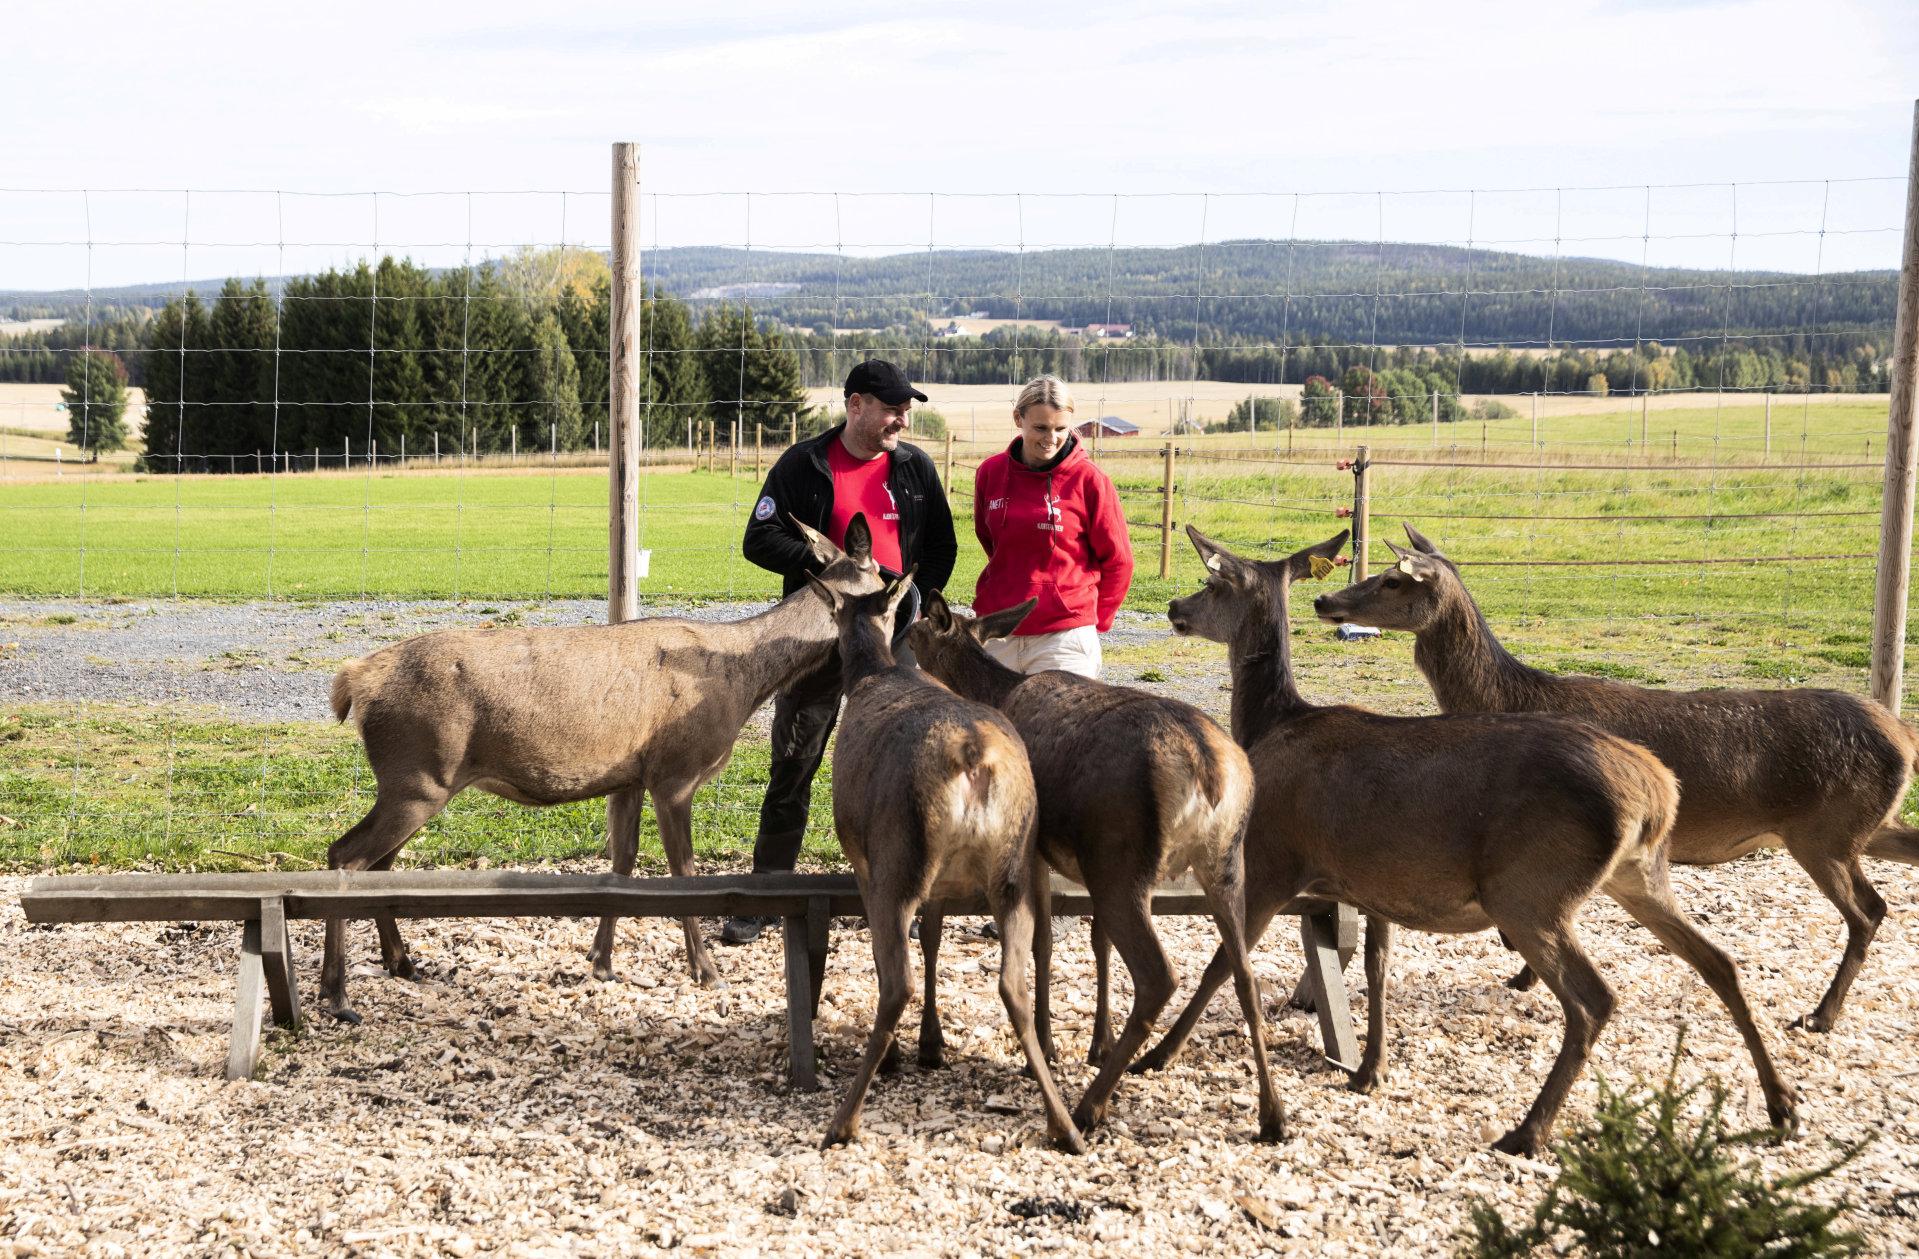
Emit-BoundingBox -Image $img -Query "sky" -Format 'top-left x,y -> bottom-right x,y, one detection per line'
2,0 -> 1915,291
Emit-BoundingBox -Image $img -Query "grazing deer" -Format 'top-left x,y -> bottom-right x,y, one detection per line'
813,570 -> 1082,1153
1139,526 -> 1797,1155
321,517 -> 886,1024
1316,522 -> 1919,1032
908,591 -> 1286,1144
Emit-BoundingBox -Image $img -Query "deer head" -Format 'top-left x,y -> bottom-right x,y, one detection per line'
1312,522 -> 1456,632
794,513 -> 889,604
907,590 -> 1038,683
1168,526 -> 1350,644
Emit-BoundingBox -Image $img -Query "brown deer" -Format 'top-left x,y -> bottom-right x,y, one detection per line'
811,570 -> 1082,1152
321,517 -> 886,1024
908,591 -> 1287,1144
1316,522 -> 1919,1032
1138,526 -> 1797,1155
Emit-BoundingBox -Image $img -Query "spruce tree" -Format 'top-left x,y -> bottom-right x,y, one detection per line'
61,349 -> 129,459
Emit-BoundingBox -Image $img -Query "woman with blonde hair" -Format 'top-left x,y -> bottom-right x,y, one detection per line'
971,375 -> 1133,677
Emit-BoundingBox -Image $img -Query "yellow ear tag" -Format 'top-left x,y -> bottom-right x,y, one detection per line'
1397,555 -> 1424,582
1205,554 -> 1222,572
1308,554 -> 1335,580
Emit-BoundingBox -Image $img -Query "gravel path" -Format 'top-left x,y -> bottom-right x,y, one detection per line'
0,599 -> 1222,725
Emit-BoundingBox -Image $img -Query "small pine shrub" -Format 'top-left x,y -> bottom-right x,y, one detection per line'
1460,1038 -> 1866,1258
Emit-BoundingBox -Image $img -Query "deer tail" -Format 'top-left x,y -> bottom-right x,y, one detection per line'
329,659 -> 363,724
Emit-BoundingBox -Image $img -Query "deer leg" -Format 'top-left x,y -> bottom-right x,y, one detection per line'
1783,833 -> 1886,1033
1030,856 -> 1058,1066
1604,855 -> 1799,1133
1498,931 -> 1538,991
1198,856 -> 1288,1143
368,848 -> 412,980
654,784 -> 722,988
1087,917 -> 1114,1066
1132,889 -> 1287,1075
321,783 -> 450,1024
914,906 -> 946,1069
992,870 -> 1085,1153
1349,915 -> 1393,1095
1071,893 -> 1176,1137
588,784 -> 645,982
822,897 -> 915,1149
1486,919 -> 1613,1157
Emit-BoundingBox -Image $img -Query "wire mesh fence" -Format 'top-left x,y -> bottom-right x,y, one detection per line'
0,172 -> 1910,868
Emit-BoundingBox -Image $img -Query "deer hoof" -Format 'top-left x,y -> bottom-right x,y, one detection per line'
820,1126 -> 856,1150
328,1005 -> 362,1026
1257,1114 -> 1289,1144
1347,1067 -> 1383,1094
1126,1046 -> 1170,1075
879,1044 -> 903,1076
1053,1126 -> 1088,1155
385,956 -> 416,981
1491,1127 -> 1540,1157
1790,1010 -> 1835,1034
591,964 -> 616,983
917,1044 -> 946,1070
1505,967 -> 1537,992
1070,1101 -> 1105,1135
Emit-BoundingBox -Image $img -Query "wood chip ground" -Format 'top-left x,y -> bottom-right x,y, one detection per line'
3,859 -> 1916,1256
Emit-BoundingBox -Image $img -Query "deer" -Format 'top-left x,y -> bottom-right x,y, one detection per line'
320,516 -> 886,1025
810,568 -> 1082,1153
1315,522 -> 1919,1033
1133,526 -> 1797,1155
907,590 -> 1287,1145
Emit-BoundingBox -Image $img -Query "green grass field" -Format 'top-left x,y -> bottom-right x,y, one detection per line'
3,394 -> 1912,872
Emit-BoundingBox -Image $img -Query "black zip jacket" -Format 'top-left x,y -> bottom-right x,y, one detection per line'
742,423 -> 958,600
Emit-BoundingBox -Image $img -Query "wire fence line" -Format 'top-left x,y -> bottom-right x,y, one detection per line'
1,167 -> 1914,868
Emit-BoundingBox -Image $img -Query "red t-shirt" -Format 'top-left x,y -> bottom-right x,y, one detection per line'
827,439 -> 904,571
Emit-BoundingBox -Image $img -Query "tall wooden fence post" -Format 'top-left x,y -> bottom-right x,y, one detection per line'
943,431 -> 954,491
755,422 -> 763,481
1334,391 -> 1344,447
1431,389 -> 1439,449
1531,391 -> 1539,450
1870,100 -> 1919,715
1158,442 -> 1176,580
1350,445 -> 1371,582
790,415 -> 798,450
608,140 -> 642,626
1641,389 -> 1650,450
1764,392 -> 1773,460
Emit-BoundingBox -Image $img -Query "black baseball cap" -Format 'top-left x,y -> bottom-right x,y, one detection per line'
843,359 -> 928,405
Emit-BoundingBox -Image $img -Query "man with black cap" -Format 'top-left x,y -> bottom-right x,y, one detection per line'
723,359 -> 958,944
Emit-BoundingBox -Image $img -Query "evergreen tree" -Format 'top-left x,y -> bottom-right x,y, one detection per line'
61,350 -> 129,458
642,289 -> 710,450
138,292 -> 210,471
203,278 -> 277,458
516,311 -> 584,453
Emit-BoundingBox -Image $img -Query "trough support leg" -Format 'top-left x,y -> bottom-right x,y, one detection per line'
259,896 -> 302,1032
806,896 -> 830,1020
783,913 -> 820,1092
1302,906 -> 1360,1071
226,918 -> 267,1081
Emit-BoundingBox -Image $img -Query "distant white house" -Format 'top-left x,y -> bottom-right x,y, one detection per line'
1075,416 -> 1139,438
968,310 -> 991,319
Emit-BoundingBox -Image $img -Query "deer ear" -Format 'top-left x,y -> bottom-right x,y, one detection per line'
1394,551 -> 1442,583
1186,524 -> 1251,583
790,515 -> 840,568
804,573 -> 842,612
974,598 -> 1037,642
883,566 -> 916,617
922,588 -> 953,629
1403,522 -> 1442,556
1285,530 -> 1350,581
843,514 -> 873,564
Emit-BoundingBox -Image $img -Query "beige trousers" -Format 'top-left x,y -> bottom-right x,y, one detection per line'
981,624 -> 1102,678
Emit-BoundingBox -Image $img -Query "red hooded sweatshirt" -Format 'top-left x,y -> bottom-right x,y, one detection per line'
973,436 -> 1134,635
